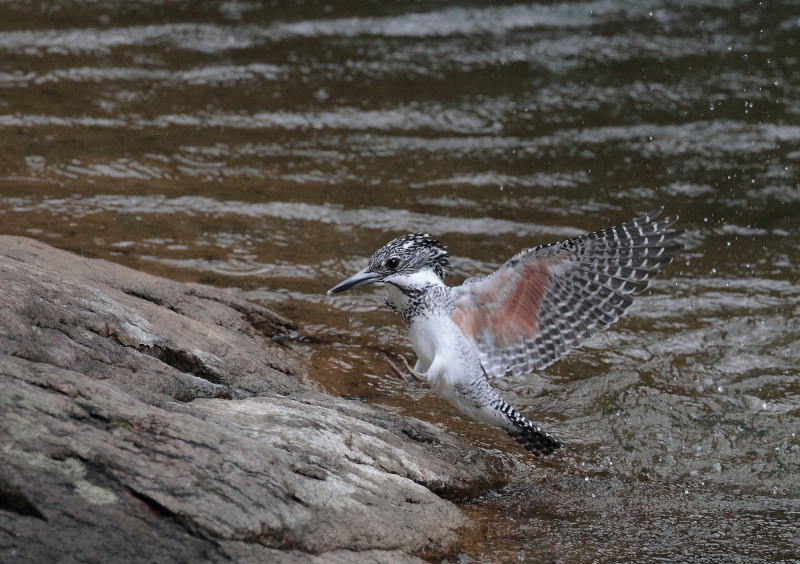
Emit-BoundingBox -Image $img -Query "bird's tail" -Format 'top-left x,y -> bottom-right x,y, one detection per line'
497,400 -> 562,456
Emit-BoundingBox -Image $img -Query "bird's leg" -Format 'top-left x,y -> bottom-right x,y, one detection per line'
384,353 -> 426,383
400,355 -> 427,381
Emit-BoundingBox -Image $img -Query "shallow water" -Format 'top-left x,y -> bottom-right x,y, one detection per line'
2,1 -> 800,561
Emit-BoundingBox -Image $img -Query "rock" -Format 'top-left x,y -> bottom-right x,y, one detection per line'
0,236 -> 503,564
0,236 -> 305,406
218,544 -> 424,564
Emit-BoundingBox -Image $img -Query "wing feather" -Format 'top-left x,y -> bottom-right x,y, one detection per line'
450,208 -> 683,378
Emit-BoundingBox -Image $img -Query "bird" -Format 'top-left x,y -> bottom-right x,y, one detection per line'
328,208 -> 683,456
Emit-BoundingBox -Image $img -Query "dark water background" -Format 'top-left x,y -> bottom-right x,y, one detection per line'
2,1 -> 800,562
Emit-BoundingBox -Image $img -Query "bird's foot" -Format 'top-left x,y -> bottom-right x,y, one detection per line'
384,353 -> 425,383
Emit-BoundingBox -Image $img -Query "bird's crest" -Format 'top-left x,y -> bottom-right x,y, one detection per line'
369,232 -> 450,280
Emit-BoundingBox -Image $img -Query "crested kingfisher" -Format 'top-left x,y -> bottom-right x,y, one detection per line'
328,208 -> 683,456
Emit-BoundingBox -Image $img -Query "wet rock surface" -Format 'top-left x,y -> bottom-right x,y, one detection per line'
0,236 -> 502,564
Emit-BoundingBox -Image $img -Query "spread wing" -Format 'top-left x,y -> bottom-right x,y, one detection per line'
450,208 -> 683,378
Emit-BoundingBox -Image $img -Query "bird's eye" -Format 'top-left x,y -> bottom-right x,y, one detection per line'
386,257 -> 400,270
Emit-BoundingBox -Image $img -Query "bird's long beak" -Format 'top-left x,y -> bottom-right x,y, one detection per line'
327,267 -> 382,295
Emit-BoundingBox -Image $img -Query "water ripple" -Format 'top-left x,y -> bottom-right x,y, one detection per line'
3,194 -> 584,238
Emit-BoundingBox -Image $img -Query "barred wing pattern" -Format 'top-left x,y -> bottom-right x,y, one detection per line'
450,208 -> 683,379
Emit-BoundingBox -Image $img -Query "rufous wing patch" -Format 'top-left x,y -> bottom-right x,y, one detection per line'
452,261 -> 552,348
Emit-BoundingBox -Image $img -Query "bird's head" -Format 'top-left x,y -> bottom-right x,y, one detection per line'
327,232 -> 450,294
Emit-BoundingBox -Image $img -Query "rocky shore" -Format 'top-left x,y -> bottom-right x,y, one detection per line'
0,236 -> 505,564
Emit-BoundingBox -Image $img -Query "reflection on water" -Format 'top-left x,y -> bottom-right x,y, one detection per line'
2,0 -> 799,561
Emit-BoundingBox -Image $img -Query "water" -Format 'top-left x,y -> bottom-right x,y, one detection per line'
2,1 -> 800,561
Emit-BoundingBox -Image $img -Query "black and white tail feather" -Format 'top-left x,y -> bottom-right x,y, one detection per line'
496,399 -> 562,456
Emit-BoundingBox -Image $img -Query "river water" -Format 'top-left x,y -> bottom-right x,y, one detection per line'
2,1 -> 799,562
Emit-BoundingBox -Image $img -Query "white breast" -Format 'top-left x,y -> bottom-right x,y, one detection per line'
383,274 -> 479,388
406,314 -> 443,370
409,314 -> 477,388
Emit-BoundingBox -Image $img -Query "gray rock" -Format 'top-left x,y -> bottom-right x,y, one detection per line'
0,236 -> 504,564
0,236 -> 305,406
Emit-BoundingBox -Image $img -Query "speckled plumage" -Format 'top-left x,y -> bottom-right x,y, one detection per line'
329,209 -> 683,456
